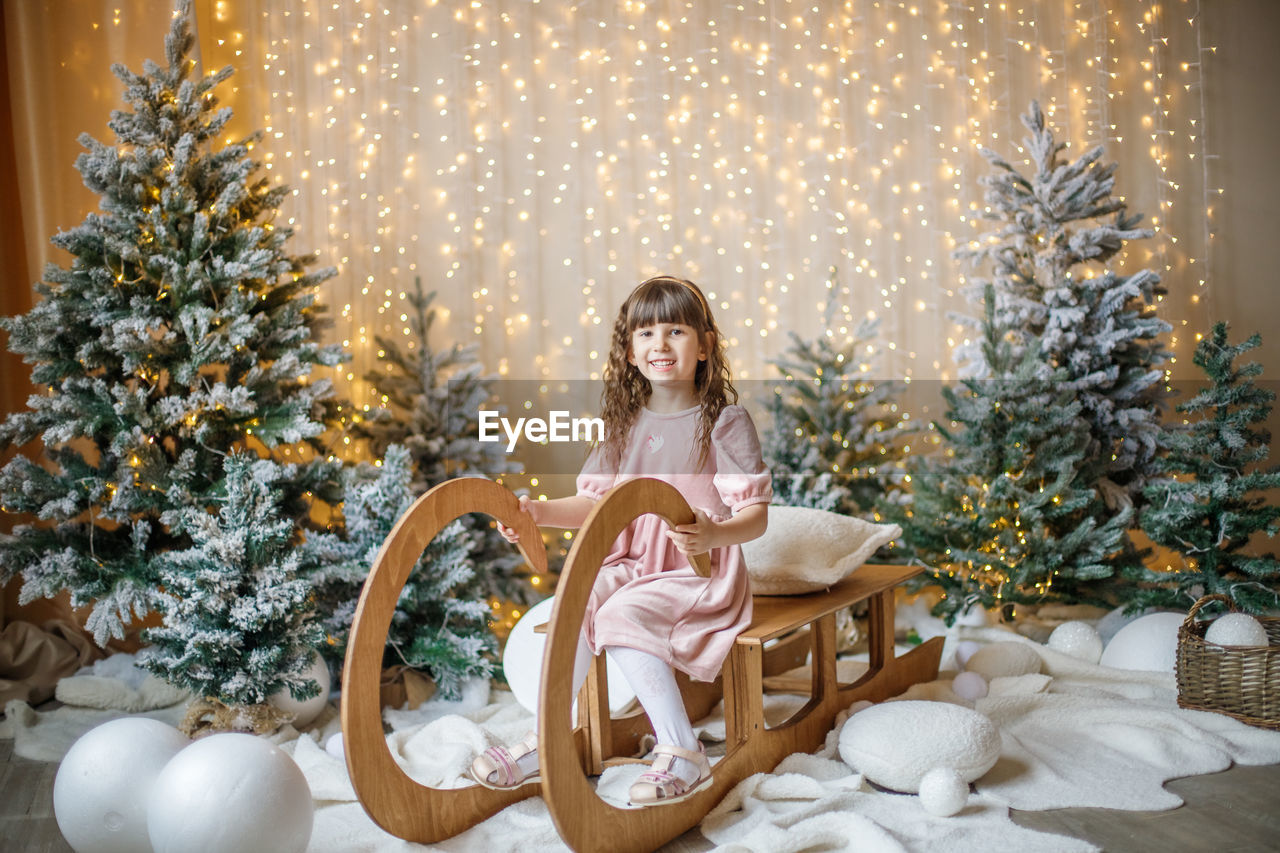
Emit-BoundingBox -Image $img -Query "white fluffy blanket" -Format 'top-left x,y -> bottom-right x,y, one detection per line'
6,631 -> 1280,853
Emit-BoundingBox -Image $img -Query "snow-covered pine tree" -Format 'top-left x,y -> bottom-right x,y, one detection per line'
1135,324 -> 1280,613
306,445 -> 495,699
0,2 -> 344,644
946,100 -> 1170,601
353,279 -> 532,605
889,287 -> 1131,621
763,276 -> 912,515
140,452 -> 324,734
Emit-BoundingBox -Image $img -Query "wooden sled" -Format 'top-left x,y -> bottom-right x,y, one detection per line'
341,477 -> 942,853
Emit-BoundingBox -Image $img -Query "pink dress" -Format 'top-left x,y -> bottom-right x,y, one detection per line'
575,404 -> 772,682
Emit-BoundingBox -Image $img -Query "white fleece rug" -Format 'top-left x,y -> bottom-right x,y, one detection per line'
6,632 -> 1280,853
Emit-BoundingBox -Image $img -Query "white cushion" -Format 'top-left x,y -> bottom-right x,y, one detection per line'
837,700 -> 1001,793
741,505 -> 901,595
964,641 -> 1043,680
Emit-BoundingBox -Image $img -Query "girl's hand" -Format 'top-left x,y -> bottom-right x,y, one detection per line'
497,494 -> 537,543
666,507 -> 716,556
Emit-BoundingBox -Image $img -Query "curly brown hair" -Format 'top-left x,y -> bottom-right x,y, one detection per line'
598,276 -> 737,470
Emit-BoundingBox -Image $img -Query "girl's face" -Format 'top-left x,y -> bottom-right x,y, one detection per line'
627,322 -> 708,386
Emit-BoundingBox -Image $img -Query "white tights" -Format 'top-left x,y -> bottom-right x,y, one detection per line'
515,636 -> 701,786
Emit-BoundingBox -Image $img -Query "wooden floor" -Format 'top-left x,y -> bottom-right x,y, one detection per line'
4,732 -> 1279,853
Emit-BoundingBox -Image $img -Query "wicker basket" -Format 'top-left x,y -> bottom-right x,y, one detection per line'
1175,594 -> 1280,730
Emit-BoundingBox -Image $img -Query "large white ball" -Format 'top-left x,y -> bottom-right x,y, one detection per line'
918,766 -> 970,817
147,733 -> 312,853
503,596 -> 636,714
838,700 -> 1001,793
964,641 -> 1042,680
1047,621 -> 1104,664
268,653 -> 331,728
54,717 -> 189,853
1099,612 -> 1185,672
1205,613 -> 1269,648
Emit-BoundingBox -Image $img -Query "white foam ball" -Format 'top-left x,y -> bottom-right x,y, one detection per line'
965,642 -> 1042,680
918,766 -> 969,817
147,733 -> 312,853
54,717 -> 190,853
504,596 -> 636,714
951,670 -> 989,701
1047,621 -> 1104,664
268,653 -> 331,728
1099,612 -> 1185,672
1205,613 -> 1269,648
953,640 -> 982,669
838,700 -> 1000,793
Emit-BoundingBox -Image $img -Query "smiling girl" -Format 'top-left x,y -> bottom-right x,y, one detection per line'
470,275 -> 772,806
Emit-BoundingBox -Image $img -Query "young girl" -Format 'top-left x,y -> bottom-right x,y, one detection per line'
471,275 -> 771,806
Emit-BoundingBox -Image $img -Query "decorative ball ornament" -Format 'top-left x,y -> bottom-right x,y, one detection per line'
268,653 -> 331,728
918,766 -> 970,817
503,596 -> 636,714
964,642 -> 1042,680
951,670 -> 989,701
1099,612 -> 1185,672
53,717 -> 190,853
1047,621 -> 1104,664
147,733 -> 313,853
1205,613 -> 1269,648
324,732 -> 345,760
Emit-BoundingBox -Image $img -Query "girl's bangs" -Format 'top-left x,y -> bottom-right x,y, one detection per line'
626,281 -> 706,330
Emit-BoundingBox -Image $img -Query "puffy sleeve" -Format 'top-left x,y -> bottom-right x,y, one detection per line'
711,406 -> 773,514
575,444 -> 617,501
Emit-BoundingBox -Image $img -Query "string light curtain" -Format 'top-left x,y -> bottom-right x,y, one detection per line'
199,2 -> 1213,403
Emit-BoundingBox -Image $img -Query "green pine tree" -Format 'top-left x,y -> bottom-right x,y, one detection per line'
1135,323 -> 1280,613
353,279 -> 533,605
139,452 -> 324,726
888,288 -> 1131,621
763,275 -> 912,516
0,2 -> 345,645
306,446 -> 495,699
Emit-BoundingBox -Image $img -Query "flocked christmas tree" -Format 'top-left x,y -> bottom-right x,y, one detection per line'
306,445 -> 495,699
890,102 -> 1171,616
140,453 -> 324,734
353,279 -> 534,606
0,3 -> 345,645
1135,324 -> 1280,613
888,288 -> 1132,620
763,275 -> 912,516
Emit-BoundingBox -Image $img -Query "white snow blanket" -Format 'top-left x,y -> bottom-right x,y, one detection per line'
6,630 -> 1280,852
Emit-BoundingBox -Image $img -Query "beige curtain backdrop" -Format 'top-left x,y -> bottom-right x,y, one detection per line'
2,1 -> 1277,433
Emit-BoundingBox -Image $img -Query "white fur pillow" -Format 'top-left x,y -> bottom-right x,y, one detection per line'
741,505 -> 901,595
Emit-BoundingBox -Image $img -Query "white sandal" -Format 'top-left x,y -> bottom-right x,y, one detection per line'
627,742 -> 712,806
470,732 -> 540,789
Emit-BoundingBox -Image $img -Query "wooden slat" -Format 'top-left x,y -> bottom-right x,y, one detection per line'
743,564 -> 921,643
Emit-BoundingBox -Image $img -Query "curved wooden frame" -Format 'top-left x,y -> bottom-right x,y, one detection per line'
339,477 -> 548,842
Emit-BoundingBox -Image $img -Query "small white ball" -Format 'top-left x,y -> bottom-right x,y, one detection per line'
1047,621 -> 1104,664
951,670 -> 989,701
268,653 -> 331,728
1205,613 -> 1269,648
918,766 -> 969,817
147,733 -> 312,853
1100,612 -> 1185,672
54,717 -> 189,853
954,640 -> 982,669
